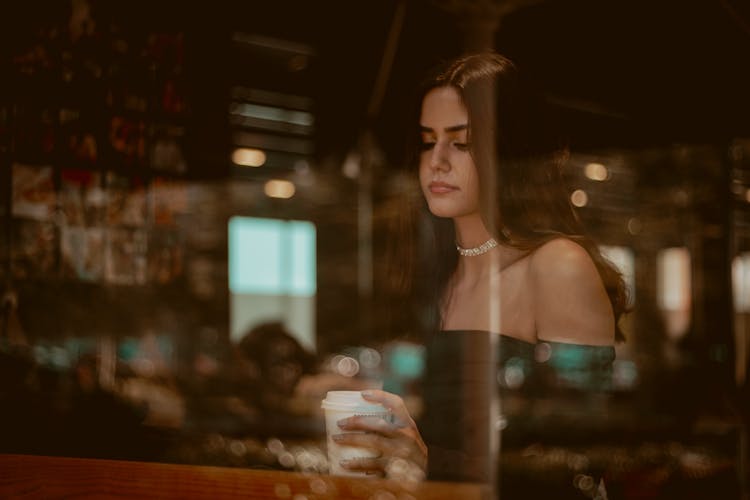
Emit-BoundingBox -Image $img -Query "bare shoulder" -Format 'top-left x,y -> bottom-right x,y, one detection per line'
528,238 -> 599,282
528,238 -> 614,346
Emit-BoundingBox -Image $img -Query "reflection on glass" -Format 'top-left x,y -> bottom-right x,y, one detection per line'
733,252 -> 750,386
657,247 -> 692,339
733,253 -> 750,313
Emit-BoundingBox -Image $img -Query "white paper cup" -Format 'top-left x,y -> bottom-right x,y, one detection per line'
321,391 -> 390,476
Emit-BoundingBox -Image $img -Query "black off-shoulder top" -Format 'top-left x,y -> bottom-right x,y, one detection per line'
421,330 -> 616,484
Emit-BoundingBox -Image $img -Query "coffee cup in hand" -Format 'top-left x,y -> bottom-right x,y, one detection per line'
321,391 -> 390,476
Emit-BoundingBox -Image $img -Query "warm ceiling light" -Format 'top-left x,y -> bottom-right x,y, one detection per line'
571,189 -> 588,207
584,162 -> 608,181
232,148 -> 267,167
264,179 -> 295,199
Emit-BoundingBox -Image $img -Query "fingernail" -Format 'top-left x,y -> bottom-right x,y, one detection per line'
340,459 -> 352,467
361,390 -> 373,398
332,434 -> 343,441
337,418 -> 349,428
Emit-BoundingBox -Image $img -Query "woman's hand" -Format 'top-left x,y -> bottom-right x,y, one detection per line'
333,389 -> 427,481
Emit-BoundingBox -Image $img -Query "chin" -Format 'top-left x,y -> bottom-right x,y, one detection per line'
427,201 -> 463,219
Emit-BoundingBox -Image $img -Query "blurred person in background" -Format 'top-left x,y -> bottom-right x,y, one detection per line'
234,321 -> 317,414
185,321 -> 318,438
333,52 -> 628,495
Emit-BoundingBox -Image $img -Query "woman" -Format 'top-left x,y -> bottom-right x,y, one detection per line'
334,52 -> 627,487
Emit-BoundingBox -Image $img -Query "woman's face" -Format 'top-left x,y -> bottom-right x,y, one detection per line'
419,86 -> 480,220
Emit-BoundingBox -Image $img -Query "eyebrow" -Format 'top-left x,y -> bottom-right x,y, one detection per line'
419,124 -> 468,133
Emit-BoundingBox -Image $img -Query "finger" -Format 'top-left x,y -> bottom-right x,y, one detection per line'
333,433 -> 417,462
360,390 -> 412,426
332,431 -> 385,451
339,456 -> 386,475
338,415 -> 399,436
384,457 -> 427,483
341,456 -> 425,483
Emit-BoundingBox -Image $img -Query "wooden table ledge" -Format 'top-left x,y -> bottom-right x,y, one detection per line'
0,453 -> 487,499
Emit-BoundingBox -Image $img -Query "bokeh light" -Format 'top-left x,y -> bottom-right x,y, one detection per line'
232,148 -> 267,167
584,162 -> 608,181
570,189 -> 588,207
264,179 -> 296,199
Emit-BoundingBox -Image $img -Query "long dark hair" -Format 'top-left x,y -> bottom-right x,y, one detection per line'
393,52 -> 629,342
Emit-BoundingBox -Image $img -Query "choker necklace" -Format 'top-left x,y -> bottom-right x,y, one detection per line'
456,238 -> 498,257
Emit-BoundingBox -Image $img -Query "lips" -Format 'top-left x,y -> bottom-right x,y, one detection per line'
428,181 -> 458,194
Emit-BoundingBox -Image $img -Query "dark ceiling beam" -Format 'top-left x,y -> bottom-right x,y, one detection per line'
432,0 -> 543,50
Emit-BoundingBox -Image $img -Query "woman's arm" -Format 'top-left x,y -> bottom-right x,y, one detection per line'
530,238 -> 615,346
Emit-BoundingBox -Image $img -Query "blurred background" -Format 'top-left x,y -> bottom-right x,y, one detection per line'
0,0 -> 749,498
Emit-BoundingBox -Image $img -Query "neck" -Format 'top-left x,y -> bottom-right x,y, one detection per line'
453,215 -> 497,277
452,215 -> 522,280
453,214 -> 493,249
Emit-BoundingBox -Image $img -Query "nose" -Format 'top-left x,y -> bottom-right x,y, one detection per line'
429,141 -> 450,171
